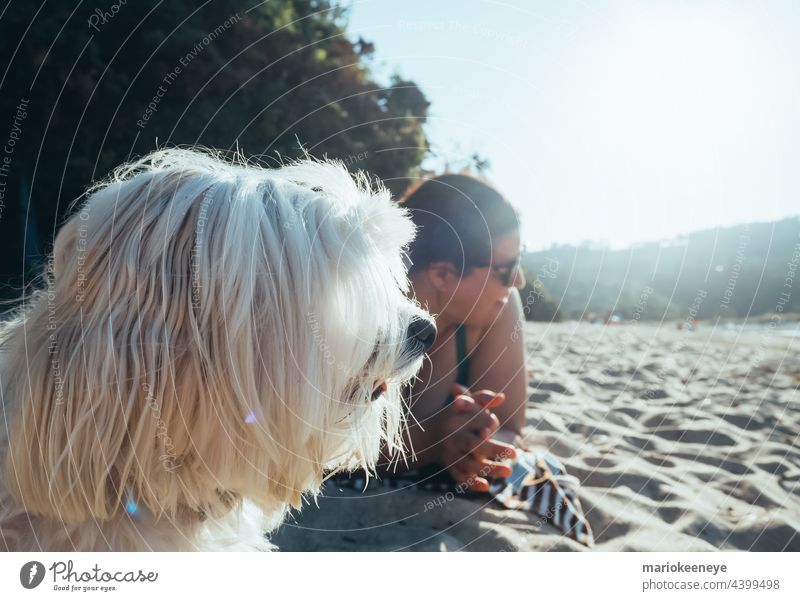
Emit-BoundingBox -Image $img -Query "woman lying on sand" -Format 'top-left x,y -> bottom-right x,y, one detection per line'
384,174 -> 593,545
386,174 -> 527,489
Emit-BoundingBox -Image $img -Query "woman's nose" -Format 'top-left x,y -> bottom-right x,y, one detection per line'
513,266 -> 526,290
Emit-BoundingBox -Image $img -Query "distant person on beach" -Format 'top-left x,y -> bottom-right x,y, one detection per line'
384,174 -> 528,490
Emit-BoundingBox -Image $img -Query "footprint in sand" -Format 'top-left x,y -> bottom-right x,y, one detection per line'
527,392 -> 551,403
530,381 -> 573,395
639,388 -> 670,400
581,376 -> 628,391
652,428 -> 737,446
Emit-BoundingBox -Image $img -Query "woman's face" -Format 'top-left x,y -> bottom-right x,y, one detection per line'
441,231 -> 526,327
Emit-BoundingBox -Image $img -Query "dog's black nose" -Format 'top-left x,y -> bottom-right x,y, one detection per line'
407,317 -> 436,350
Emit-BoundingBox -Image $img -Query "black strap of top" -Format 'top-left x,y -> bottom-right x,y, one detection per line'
454,323 -> 470,387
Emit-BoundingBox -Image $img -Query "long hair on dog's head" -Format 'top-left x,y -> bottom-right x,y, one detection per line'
1,148 -> 428,543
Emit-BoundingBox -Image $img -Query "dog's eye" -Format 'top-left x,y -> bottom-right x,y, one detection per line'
370,381 -> 387,401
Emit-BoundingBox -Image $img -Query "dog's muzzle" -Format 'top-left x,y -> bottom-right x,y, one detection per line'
369,317 -> 436,402
406,316 -> 437,351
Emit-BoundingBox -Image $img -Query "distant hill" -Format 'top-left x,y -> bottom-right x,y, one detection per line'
520,216 -> 800,322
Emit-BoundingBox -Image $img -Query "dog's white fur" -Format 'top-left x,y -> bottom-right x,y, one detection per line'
0,148 -> 430,551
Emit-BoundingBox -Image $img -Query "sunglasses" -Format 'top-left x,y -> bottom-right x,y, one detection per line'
474,255 -> 521,287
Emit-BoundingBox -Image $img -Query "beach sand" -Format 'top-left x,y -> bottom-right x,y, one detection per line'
271,322 -> 800,551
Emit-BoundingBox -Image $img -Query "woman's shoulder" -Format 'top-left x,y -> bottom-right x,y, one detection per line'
464,289 -> 527,432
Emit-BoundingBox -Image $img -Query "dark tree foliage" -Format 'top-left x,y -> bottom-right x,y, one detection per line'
0,0 -> 430,302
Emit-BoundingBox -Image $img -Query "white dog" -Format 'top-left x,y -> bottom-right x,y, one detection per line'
0,148 -> 435,551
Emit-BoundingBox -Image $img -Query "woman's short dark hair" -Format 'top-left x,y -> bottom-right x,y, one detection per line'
400,174 -> 519,274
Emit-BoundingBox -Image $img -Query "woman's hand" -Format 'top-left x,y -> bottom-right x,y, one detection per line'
432,385 -> 517,492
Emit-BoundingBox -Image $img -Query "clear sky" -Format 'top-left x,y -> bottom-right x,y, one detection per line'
346,0 -> 800,250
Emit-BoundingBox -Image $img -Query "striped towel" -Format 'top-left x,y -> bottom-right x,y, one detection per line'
488,449 -> 595,547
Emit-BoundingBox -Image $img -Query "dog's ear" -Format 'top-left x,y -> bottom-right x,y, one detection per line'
52,218 -> 78,280
3,168 -> 326,524
3,211 -> 101,523
2,195 -> 187,523
3,178 -> 222,524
